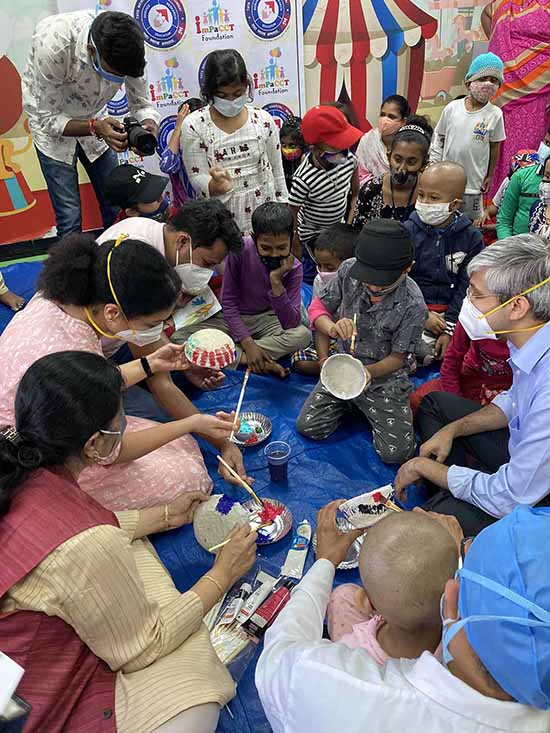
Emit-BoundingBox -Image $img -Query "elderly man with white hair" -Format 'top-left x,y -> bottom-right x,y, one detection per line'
395,234 -> 550,535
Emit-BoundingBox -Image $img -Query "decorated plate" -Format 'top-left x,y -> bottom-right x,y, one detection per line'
243,497 -> 292,545
313,516 -> 366,570
233,412 -> 272,447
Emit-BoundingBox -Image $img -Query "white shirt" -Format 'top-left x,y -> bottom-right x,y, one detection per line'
256,559 -> 550,733
21,11 -> 160,164
430,99 -> 506,194
97,217 -> 166,256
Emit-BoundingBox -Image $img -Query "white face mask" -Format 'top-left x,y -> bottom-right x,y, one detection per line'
458,297 -> 498,341
115,322 -> 164,347
539,181 -> 550,205
174,246 -> 213,296
316,268 -> 338,285
212,94 -> 247,118
469,80 -> 499,104
415,200 -> 453,227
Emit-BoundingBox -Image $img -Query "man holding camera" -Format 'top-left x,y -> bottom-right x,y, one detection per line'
22,10 -> 160,239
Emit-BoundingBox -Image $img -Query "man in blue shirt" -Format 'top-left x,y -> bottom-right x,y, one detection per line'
395,234 -> 550,535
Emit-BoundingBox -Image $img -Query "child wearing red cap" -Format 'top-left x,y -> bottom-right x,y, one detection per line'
288,106 -> 363,284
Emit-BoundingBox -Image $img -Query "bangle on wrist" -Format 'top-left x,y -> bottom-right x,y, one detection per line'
203,573 -> 225,594
141,356 -> 154,379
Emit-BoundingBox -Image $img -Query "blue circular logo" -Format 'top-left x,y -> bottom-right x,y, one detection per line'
262,102 -> 293,129
107,86 -> 130,117
245,0 -> 291,40
156,115 -> 177,155
198,54 -> 209,88
134,0 -> 187,50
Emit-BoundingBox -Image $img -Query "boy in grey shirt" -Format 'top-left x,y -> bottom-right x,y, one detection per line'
297,219 -> 427,464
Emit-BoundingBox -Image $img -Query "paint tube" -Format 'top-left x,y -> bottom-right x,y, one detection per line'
242,579 -> 295,642
235,572 -> 279,626
217,582 -> 252,627
280,520 -> 311,580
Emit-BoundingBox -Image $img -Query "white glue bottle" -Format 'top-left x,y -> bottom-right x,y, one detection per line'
280,520 -> 311,580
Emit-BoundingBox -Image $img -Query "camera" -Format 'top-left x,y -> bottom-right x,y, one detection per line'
123,116 -> 157,157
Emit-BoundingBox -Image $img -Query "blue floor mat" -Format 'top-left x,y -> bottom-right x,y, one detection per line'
0,261 -> 44,333
1,260 -> 438,733
150,366 -> 436,733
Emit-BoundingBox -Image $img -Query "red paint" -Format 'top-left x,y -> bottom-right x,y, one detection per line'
259,500 -> 283,524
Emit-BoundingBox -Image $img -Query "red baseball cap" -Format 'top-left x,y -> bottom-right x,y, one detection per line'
301,106 -> 363,149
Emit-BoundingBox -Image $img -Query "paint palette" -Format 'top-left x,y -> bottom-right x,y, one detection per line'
339,485 -> 394,529
233,412 -> 272,447
243,498 -> 292,545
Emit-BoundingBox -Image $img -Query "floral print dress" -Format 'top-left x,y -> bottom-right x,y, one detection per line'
180,105 -> 288,235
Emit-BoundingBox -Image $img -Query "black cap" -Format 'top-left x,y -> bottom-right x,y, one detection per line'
349,219 -> 414,286
105,164 -> 168,208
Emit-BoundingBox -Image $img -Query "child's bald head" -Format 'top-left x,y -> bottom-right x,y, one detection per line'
359,512 -> 458,632
418,162 -> 467,204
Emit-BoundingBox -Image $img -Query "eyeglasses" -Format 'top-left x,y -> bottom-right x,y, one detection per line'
466,285 -> 497,300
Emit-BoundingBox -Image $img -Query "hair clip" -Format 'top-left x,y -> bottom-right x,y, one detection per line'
1,426 -> 22,445
399,125 -> 426,136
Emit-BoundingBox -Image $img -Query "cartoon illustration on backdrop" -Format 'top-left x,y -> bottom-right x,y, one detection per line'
302,0 -> 438,130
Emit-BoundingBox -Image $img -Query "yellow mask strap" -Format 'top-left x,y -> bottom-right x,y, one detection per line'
479,275 -> 550,319
84,306 -> 118,340
491,323 -> 546,335
107,234 -> 129,321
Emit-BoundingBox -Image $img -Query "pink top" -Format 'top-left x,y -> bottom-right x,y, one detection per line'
340,616 -> 388,664
0,295 -> 212,510
308,295 -> 331,328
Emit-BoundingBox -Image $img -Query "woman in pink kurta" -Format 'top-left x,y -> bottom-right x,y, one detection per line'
0,235 -> 212,510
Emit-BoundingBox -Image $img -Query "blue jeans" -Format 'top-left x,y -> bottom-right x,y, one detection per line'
36,144 -> 120,239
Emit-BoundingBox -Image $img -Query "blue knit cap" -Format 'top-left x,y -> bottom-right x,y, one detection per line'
465,52 -> 504,84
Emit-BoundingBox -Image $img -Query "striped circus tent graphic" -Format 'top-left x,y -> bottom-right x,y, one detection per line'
303,0 -> 437,130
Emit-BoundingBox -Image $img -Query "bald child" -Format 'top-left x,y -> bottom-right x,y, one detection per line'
327,511 -> 458,662
404,161 -> 483,361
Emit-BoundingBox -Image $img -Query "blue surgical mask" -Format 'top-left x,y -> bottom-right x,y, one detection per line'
320,149 -> 350,168
213,95 -> 247,118
141,195 -> 170,222
440,567 -> 550,667
90,35 -> 125,84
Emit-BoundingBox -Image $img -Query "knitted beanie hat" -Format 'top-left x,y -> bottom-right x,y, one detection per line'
465,52 -> 504,84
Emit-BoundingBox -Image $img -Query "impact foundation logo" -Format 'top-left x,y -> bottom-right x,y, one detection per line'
149,59 -> 190,110
263,102 -> 293,129
194,0 -> 237,42
134,0 -> 187,49
253,48 -> 290,97
245,0 -> 291,40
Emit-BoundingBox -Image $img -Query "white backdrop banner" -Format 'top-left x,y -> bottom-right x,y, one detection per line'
57,0 -> 305,173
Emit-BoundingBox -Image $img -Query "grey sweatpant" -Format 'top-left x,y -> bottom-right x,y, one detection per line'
296,376 -> 415,464
172,311 -> 311,363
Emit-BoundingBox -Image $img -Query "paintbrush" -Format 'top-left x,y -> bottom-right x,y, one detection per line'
230,367 -> 251,443
208,522 -> 272,552
350,313 -> 358,355
216,454 -> 265,508
372,491 -> 403,513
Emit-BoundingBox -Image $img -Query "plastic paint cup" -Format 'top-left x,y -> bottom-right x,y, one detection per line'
264,441 -> 291,483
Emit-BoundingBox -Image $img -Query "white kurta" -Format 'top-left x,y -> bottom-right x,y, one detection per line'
256,559 -> 550,733
180,105 -> 288,236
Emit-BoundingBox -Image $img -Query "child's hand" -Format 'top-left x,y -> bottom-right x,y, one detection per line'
315,500 -> 365,568
208,167 -> 233,196
425,311 -> 446,336
243,340 -> 270,373
481,175 -> 492,194
176,103 -> 190,125
269,254 -> 295,281
329,318 -> 355,340
434,333 -> 452,358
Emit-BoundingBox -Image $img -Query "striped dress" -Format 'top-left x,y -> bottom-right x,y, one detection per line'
289,152 -> 357,246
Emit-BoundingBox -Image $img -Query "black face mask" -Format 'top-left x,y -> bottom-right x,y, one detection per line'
260,254 -> 285,271
391,169 -> 418,186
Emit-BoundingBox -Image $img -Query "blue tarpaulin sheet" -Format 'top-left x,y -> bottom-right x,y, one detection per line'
0,261 -> 436,733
